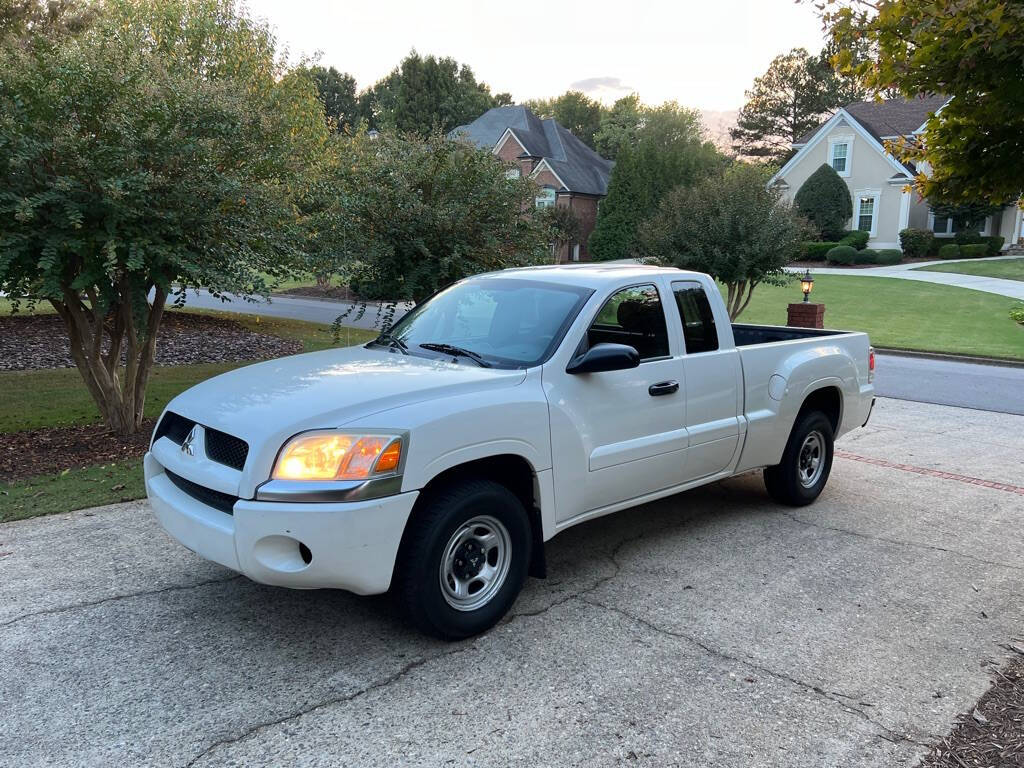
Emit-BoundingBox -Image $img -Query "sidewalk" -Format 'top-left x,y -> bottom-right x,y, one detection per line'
788,255 -> 1024,300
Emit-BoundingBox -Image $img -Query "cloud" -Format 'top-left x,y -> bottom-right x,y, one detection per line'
568,76 -> 635,102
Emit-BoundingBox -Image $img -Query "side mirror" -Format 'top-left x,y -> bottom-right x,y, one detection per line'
566,343 -> 640,374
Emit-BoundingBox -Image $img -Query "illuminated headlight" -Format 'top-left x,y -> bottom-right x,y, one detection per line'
271,432 -> 403,481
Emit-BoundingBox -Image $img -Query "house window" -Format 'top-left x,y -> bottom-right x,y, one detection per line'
857,197 -> 875,232
831,143 -> 849,173
929,211 -> 992,237
505,167 -> 521,180
535,186 -> 556,209
854,189 -> 880,237
828,136 -> 853,177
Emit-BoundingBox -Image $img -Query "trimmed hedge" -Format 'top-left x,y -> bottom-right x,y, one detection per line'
954,230 -> 985,246
899,228 -> 935,259
794,164 -> 854,240
825,245 -> 858,265
984,236 -> 1005,256
960,243 -> 989,259
938,243 -> 961,259
876,249 -> 903,265
854,248 -> 879,264
839,230 -> 870,250
802,241 -> 842,260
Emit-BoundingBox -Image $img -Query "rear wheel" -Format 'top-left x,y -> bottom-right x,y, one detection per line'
394,478 -> 531,640
764,411 -> 835,506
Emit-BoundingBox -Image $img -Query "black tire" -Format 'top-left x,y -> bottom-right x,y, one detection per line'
764,411 -> 835,506
394,478 -> 531,640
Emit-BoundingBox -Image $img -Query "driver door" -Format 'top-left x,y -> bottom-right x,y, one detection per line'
545,282 -> 688,523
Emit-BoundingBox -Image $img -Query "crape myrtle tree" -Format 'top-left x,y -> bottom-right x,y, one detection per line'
639,164 -> 811,320
305,131 -> 550,331
0,0 -> 328,435
823,0 -> 1024,206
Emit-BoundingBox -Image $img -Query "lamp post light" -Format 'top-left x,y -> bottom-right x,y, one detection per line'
800,269 -> 814,303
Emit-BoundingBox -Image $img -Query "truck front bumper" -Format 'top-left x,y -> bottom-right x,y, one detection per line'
144,453 -> 418,595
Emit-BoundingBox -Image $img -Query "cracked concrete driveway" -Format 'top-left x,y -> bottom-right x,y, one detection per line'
1,398 -> 1022,767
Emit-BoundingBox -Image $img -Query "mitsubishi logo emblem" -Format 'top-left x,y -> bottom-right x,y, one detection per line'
181,426 -> 197,456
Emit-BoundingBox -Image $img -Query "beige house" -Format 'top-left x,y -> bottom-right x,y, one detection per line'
769,97 -> 1023,251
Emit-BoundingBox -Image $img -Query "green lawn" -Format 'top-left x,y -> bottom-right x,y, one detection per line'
729,274 -> 1023,360
913,257 -> 1024,283
1,314 -> 375,521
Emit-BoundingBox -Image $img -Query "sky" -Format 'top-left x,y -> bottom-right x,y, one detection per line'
243,0 -> 828,112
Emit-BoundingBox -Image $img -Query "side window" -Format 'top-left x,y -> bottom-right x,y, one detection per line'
672,282 -> 718,354
586,284 -> 669,361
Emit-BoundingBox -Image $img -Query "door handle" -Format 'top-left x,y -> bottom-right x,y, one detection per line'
648,380 -> 679,397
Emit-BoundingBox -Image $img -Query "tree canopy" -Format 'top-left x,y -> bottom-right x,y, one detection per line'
589,103 -> 724,261
823,0 -> 1024,205
730,47 -> 866,163
308,65 -> 362,133
359,51 -> 500,136
0,0 -> 327,434
639,164 -> 809,319
526,91 -> 606,149
304,132 -> 549,307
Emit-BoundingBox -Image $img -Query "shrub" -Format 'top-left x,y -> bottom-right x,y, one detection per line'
825,245 -> 858,265
854,248 -> 879,264
876,249 -> 903,265
1011,305 -> 1024,326
938,243 -> 961,259
899,228 -> 935,259
801,241 -> 842,260
954,230 -> 985,246
960,243 -> 989,259
984,236 -> 1005,256
839,230 -> 870,250
794,164 -> 853,240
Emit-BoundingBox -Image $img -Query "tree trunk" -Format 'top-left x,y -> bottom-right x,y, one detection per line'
725,279 -> 758,320
50,285 -> 168,436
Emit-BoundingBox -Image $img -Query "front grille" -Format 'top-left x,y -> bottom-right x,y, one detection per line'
165,470 -> 238,515
153,412 -> 248,472
205,428 -> 249,471
153,412 -> 195,444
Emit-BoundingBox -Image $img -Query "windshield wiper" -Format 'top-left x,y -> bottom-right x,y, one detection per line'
418,342 -> 492,368
372,331 -> 409,354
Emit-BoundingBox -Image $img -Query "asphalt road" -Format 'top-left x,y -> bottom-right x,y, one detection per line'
3,398 -> 1023,767
180,289 -> 1024,415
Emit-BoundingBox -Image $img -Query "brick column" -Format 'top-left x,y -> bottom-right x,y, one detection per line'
787,302 -> 825,329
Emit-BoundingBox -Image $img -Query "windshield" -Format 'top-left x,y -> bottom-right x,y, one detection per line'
372,277 -> 593,369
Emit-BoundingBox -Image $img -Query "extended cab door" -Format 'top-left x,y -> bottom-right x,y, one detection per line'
669,280 -> 743,480
544,281 -> 688,523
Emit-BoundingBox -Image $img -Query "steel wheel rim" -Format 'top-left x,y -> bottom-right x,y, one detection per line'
439,515 -> 512,612
797,430 -> 826,488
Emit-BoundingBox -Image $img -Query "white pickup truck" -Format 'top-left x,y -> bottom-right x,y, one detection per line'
146,265 -> 875,638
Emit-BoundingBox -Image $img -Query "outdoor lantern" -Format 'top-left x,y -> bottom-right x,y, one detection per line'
800,270 -> 814,303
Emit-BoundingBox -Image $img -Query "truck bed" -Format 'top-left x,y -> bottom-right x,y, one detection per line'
731,323 -> 845,347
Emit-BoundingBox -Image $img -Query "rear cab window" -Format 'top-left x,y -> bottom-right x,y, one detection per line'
671,281 -> 719,354
585,283 -> 670,361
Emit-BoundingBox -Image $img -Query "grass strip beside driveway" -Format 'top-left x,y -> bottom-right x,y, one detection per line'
1,460 -> 144,523
913,257 -> 1024,283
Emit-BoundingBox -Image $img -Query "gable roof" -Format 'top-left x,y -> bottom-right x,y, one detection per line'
450,105 -> 614,196
794,95 -> 949,146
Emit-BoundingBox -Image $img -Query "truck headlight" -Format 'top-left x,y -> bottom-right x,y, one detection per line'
272,432 -> 403,481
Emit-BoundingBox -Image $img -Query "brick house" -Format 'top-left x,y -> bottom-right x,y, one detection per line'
451,106 -> 613,262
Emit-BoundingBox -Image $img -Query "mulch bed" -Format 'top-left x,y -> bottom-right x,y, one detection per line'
0,311 -> 302,372
919,649 -> 1024,767
1,420 -> 154,482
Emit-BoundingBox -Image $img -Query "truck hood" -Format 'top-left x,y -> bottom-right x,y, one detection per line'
163,344 -> 527,454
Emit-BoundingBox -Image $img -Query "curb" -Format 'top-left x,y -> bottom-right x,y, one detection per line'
874,347 -> 1024,369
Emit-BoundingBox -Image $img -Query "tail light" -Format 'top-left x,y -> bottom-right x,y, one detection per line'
868,347 -> 875,382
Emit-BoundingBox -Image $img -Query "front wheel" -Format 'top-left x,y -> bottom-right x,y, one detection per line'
394,478 -> 531,640
764,411 -> 835,506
